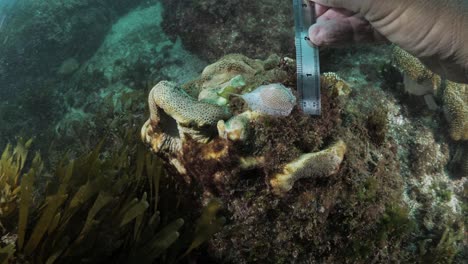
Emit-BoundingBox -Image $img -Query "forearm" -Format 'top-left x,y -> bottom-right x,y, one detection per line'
370,0 -> 468,83
457,4 -> 468,84
415,0 -> 468,83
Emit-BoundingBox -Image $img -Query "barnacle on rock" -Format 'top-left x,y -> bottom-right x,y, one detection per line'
270,140 -> 347,195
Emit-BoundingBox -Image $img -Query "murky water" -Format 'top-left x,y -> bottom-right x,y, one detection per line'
0,1 -> 466,263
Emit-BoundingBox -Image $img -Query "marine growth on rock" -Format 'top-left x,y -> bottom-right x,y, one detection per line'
141,54 -> 347,196
393,46 -> 468,141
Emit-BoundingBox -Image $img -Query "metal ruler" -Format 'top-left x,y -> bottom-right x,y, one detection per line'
293,0 -> 321,115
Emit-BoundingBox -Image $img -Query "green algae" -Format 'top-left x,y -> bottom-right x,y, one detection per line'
0,135 -> 223,263
183,199 -> 226,257
377,205 -> 415,243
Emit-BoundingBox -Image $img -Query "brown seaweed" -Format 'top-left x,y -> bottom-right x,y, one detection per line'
0,134 -> 223,263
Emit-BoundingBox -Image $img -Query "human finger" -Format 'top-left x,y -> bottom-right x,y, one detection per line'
316,7 -> 355,21
309,16 -> 387,46
308,19 -> 354,46
314,3 -> 330,17
311,0 -> 364,13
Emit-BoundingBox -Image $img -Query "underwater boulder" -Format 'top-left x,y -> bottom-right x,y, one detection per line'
160,0 -> 294,61
141,53 -> 404,262
141,51 -> 465,263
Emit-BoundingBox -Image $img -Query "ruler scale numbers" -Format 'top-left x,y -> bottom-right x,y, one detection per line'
293,0 -> 321,115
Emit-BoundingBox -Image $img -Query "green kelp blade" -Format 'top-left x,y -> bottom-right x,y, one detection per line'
17,171 -> 34,250
12,138 -> 33,176
47,212 -> 62,235
134,211 -> 161,247
119,192 -> 149,227
147,232 -> 180,260
182,199 -> 226,258
0,143 -> 11,162
73,140 -> 104,183
147,211 -> 161,233
141,218 -> 184,260
45,237 -> 70,264
24,194 -> 68,255
145,154 -> 162,212
135,145 -> 146,182
69,175 -> 108,209
0,144 -> 15,186
0,244 -> 15,264
55,160 -> 74,187
133,209 -> 145,241
17,154 -> 41,250
76,192 -> 114,243
116,147 -> 130,170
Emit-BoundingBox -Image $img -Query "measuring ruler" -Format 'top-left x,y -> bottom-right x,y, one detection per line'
293,0 -> 321,115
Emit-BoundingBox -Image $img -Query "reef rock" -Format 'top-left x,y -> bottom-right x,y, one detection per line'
141,53 -> 354,262
160,0 -> 294,61
141,52 -> 465,263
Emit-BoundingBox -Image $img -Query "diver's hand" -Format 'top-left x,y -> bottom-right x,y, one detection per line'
309,0 -> 468,83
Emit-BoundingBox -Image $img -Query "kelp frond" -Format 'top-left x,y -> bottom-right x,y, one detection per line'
0,138 -> 41,233
0,135 -> 224,263
182,199 -> 226,258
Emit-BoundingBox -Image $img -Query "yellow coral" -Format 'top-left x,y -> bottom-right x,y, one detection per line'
200,54 -> 263,89
142,81 -> 232,176
149,81 -> 231,128
443,81 -> 468,141
270,140 -> 347,195
393,46 -> 441,93
321,72 -> 351,97
393,46 -> 467,141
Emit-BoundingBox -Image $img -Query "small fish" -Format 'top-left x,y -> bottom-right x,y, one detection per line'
237,83 -> 296,116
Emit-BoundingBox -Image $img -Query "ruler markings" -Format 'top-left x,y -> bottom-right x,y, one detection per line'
293,0 -> 321,115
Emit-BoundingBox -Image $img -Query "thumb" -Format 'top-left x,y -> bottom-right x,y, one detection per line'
311,0 -> 369,14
